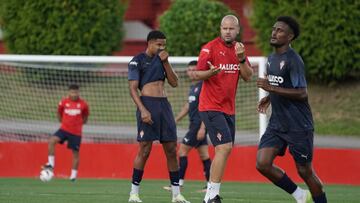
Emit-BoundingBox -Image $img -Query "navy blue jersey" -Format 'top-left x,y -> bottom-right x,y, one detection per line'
128,53 -> 166,90
188,81 -> 202,123
267,48 -> 313,132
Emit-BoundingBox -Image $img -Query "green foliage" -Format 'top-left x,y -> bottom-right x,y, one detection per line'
159,0 -> 236,56
250,0 -> 360,83
1,0 -> 125,55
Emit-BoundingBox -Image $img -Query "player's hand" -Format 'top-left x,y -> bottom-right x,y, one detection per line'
140,109 -> 153,125
235,42 -> 245,61
196,128 -> 206,141
158,50 -> 169,62
257,77 -> 272,92
207,61 -> 221,75
257,96 -> 270,114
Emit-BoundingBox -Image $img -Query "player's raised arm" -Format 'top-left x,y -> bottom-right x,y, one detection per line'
159,50 -> 178,87
235,42 -> 253,82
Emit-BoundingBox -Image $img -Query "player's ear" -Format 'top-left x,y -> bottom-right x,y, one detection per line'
288,33 -> 294,41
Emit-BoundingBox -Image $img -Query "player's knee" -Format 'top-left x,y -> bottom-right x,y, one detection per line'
256,160 -> 271,174
296,165 -> 313,180
164,146 -> 177,157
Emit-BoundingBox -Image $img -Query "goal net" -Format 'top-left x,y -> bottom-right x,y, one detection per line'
0,55 -> 267,145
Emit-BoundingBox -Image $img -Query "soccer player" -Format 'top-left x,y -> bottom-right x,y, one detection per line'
127,30 -> 190,203
190,15 -> 253,203
256,16 -> 327,203
164,60 -> 211,192
42,84 -> 89,181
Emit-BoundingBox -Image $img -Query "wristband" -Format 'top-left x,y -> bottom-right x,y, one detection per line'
240,58 -> 246,64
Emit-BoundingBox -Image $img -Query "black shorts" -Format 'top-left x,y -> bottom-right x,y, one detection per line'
54,129 -> 82,151
199,111 -> 235,146
258,128 -> 314,163
182,121 -> 208,148
136,96 -> 177,143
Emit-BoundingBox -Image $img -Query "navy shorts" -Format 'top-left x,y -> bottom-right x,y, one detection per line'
182,121 -> 208,148
199,111 -> 235,146
136,96 -> 177,143
258,128 -> 314,163
54,129 -> 82,151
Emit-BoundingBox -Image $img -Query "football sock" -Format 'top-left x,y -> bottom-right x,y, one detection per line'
202,158 -> 211,182
130,168 -> 143,195
274,173 -> 297,194
70,169 -> 77,179
179,179 -> 184,186
313,192 -> 327,203
204,182 -> 211,202
179,156 -> 188,180
169,171 -> 180,197
48,155 -> 55,167
208,182 -> 221,199
292,186 -> 305,200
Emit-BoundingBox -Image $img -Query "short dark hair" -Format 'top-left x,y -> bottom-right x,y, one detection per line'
147,30 -> 166,42
277,16 -> 300,40
68,84 -> 79,90
187,60 -> 197,66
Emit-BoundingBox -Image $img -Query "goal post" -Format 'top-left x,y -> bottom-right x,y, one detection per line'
0,54 -> 267,144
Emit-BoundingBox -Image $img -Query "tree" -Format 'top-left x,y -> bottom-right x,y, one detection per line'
1,0 -> 126,55
250,0 -> 360,83
159,0 -> 236,56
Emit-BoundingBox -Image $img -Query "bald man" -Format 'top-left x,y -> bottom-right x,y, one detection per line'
190,15 -> 253,203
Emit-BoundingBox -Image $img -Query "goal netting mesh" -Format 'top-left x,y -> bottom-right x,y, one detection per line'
0,55 -> 266,145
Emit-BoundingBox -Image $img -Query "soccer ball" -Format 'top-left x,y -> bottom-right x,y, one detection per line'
39,169 -> 54,182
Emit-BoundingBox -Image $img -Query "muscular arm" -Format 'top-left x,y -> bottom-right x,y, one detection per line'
82,115 -> 88,124
128,80 -> 153,124
239,62 -> 253,82
257,78 -> 308,101
189,61 -> 221,81
175,102 -> 189,123
159,51 -> 178,87
163,60 -> 178,87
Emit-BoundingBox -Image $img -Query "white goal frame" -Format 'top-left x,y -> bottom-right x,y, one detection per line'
0,54 -> 268,139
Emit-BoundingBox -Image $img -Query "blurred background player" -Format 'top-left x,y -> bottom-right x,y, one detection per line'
42,84 -> 89,181
190,15 -> 253,203
256,16 -> 327,203
127,30 -> 190,203
163,60 -> 211,192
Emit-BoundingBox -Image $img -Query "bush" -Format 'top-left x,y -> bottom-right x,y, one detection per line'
250,0 -> 360,83
159,0 -> 236,56
1,0 -> 125,55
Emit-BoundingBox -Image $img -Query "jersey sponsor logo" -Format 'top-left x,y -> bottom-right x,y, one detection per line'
219,64 -> 240,71
201,48 -> 210,53
280,60 -> 285,70
267,74 -> 284,86
216,132 -> 222,141
64,108 -> 81,116
188,95 -> 196,103
129,61 -> 138,66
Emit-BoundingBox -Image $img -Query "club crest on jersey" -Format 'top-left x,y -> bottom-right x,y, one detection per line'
217,133 -> 222,141
65,103 -> 70,107
280,60 -> 285,70
219,51 -> 225,56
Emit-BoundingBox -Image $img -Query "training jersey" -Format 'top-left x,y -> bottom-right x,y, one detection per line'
188,81 -> 203,123
58,97 -> 89,136
128,53 -> 166,90
197,37 -> 249,115
266,48 -> 313,132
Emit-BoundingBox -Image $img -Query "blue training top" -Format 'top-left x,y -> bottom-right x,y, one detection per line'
188,81 -> 203,123
128,53 -> 166,90
266,48 -> 314,132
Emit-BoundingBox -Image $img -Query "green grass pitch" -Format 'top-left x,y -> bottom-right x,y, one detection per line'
0,178 -> 359,203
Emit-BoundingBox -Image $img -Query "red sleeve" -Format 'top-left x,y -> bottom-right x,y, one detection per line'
197,43 -> 212,71
57,100 -> 64,115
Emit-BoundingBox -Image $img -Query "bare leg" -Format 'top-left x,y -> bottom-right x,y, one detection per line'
296,163 -> 325,197
133,141 -> 153,170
